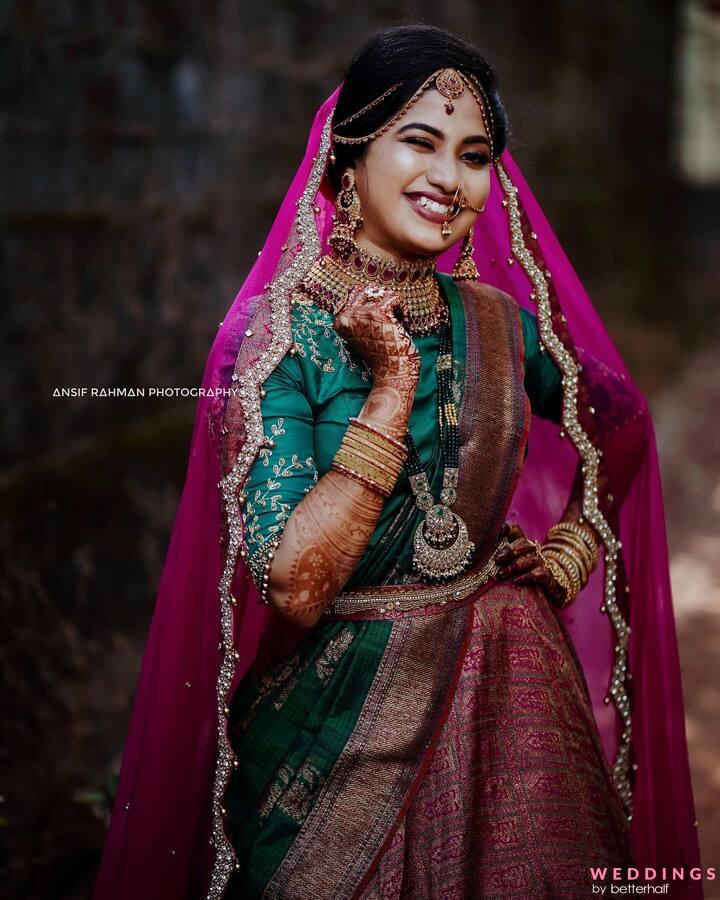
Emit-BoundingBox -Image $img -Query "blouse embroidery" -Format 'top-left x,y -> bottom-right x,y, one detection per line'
243,417 -> 318,585
292,301 -> 371,381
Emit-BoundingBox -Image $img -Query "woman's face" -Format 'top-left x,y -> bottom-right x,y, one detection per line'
350,86 -> 492,260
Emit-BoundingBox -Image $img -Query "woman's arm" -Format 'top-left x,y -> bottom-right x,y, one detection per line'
495,310 -> 602,604
266,286 -> 420,629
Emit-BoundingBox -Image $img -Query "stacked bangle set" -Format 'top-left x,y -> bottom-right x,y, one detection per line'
331,416 -> 408,497
541,520 -> 600,608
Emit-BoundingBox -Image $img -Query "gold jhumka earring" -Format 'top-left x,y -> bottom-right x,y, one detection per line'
328,170 -> 363,259
452,227 -> 480,281
449,183 -> 485,280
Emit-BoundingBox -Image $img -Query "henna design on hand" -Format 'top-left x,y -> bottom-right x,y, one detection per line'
334,286 -> 420,439
334,286 -> 420,383
263,285 -> 427,627
495,522 -> 567,606
269,471 -> 384,627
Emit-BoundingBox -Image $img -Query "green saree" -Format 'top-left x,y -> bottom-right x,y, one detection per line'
239,273 -> 559,591
223,274 -> 630,899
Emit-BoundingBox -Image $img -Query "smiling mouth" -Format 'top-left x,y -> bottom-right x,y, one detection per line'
404,194 -> 456,224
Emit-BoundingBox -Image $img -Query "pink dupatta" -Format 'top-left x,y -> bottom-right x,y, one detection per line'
93,85 -> 701,900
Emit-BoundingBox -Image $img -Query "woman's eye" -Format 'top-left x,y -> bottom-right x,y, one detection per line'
463,152 -> 490,166
403,136 -> 434,149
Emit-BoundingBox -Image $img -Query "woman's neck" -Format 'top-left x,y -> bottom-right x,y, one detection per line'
354,233 -> 437,270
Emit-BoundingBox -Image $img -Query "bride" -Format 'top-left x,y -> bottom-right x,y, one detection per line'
94,24 -> 702,900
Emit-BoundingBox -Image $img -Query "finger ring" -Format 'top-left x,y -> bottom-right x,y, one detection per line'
365,285 -> 385,298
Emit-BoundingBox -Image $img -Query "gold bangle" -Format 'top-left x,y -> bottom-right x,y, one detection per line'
336,437 -> 403,484
548,519 -> 598,543
555,544 -> 590,588
554,529 -> 598,571
547,521 -> 599,568
544,528 -> 596,578
533,543 -> 573,599
330,417 -> 409,500
548,519 -> 599,553
543,540 -> 591,586
335,445 -> 400,493
549,548 -> 584,593
345,425 -> 405,469
345,420 -> 407,457
549,535 -> 594,582
543,547 -> 583,596
337,441 -> 400,476
348,416 -> 408,455
330,461 -> 393,497
342,429 -> 407,470
544,556 -> 574,608
333,447 -> 397,493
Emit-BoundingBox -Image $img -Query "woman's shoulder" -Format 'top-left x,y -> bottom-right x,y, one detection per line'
288,297 -> 370,380
439,273 -> 532,324
439,273 -> 521,309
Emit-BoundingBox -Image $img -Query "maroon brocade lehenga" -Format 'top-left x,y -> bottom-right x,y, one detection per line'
357,584 -> 633,899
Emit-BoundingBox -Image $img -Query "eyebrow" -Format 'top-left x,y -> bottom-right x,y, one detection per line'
397,122 -> 490,147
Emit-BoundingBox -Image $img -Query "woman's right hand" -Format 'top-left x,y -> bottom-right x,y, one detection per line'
333,284 -> 421,385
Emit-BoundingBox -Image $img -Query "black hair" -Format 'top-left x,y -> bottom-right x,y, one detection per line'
329,24 -> 510,193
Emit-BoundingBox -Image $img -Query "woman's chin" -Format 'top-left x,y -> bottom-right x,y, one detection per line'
405,235 -> 459,258
397,216 -> 465,257
395,226 -> 458,258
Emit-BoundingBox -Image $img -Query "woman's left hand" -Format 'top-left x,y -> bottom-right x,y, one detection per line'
495,522 -> 567,606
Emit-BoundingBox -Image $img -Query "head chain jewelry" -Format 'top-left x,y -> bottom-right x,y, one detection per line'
332,67 -> 495,161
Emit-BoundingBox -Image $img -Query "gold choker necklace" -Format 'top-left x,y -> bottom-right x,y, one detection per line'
295,247 -> 447,337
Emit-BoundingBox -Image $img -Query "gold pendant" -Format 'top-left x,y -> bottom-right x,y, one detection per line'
412,504 -> 475,581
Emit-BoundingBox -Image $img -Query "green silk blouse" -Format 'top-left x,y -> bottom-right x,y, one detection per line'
240,273 -> 562,589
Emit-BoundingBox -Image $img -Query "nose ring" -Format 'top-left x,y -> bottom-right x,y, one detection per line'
455,182 -> 485,215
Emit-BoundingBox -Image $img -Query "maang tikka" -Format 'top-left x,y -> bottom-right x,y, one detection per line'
329,170 -> 363,259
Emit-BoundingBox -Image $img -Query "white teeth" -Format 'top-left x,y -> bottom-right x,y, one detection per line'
416,196 -> 449,214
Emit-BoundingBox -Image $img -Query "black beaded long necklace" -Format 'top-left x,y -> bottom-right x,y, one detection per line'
404,319 -> 475,580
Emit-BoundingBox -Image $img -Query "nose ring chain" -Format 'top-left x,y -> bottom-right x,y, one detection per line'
441,184 -> 485,236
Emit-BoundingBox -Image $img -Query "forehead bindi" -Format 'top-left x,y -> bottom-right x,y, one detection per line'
397,88 -> 488,140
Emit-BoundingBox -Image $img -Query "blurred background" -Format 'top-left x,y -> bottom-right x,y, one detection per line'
1,2 -> 718,897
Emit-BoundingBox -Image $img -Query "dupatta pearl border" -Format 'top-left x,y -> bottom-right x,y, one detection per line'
205,113 -> 334,899
495,159 -> 632,817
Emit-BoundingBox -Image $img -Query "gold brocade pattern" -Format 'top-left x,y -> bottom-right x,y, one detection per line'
277,761 -> 324,822
258,760 -> 325,825
357,583 -> 632,900
238,653 -> 302,733
263,607 -> 471,900
315,626 -> 355,685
